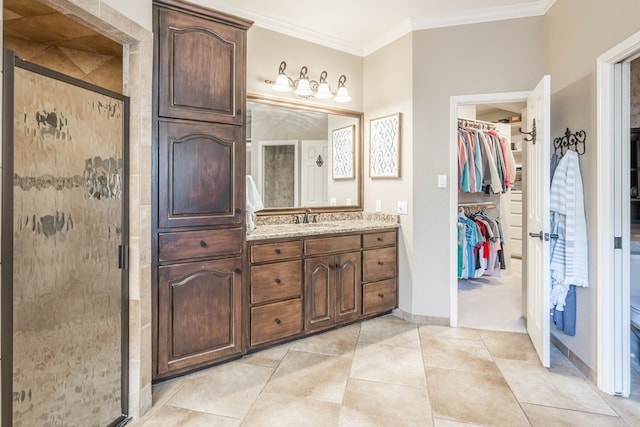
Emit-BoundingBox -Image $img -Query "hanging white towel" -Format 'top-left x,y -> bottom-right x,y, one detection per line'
246,175 -> 263,231
549,150 -> 588,310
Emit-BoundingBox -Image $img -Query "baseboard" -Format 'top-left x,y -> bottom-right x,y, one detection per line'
392,309 -> 449,326
551,333 -> 596,383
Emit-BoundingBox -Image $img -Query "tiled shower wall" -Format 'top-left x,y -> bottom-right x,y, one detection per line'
1,0 -> 154,419
632,58 -> 640,128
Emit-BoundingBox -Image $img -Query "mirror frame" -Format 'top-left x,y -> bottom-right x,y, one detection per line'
247,93 -> 364,215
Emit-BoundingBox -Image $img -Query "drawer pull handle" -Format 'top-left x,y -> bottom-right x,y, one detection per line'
377,261 -> 384,266
275,249 -> 281,254
275,318 -> 282,325
275,278 -> 282,284
378,293 -> 385,298
199,240 -> 208,248
377,237 -> 383,242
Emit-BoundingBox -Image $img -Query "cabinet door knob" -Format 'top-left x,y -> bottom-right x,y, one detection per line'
235,208 -> 242,214
199,240 -> 208,248
274,318 -> 282,325
235,268 -> 242,274
275,249 -> 281,254
335,263 -> 341,269
378,293 -> 385,298
377,261 -> 384,266
275,278 -> 282,284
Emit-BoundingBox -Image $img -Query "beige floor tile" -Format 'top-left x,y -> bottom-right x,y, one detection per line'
521,402 -> 626,426
165,361 -> 274,419
262,350 -> 351,403
242,392 -> 341,427
419,325 -> 482,341
134,405 -> 240,427
289,323 -> 360,357
238,342 -> 290,368
338,379 -> 433,426
421,335 -> 500,375
151,376 -> 186,407
433,418 -> 485,427
600,393 -> 640,426
350,342 -> 427,387
358,315 -> 421,348
478,330 -> 538,361
426,367 -> 530,427
495,357 -> 617,416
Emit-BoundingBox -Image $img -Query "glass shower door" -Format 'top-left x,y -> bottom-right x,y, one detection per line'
2,52 -> 129,427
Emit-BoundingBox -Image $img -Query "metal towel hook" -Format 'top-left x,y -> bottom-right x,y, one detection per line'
519,118 -> 537,144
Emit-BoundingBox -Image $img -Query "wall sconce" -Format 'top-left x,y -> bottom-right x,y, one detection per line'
265,61 -> 351,103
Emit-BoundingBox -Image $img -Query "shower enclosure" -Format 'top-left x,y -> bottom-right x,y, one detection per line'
1,50 -> 129,426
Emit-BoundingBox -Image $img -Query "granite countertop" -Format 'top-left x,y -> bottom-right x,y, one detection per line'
247,212 -> 400,241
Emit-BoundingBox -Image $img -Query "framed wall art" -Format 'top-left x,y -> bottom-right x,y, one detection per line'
332,124 -> 355,179
369,113 -> 401,178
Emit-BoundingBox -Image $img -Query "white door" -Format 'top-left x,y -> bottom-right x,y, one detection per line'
301,140 -> 329,206
525,75 -> 552,367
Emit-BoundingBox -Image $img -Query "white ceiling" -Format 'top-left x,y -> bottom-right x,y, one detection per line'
197,0 -> 555,56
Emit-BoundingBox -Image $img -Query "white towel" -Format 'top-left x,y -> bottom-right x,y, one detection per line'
549,150 -> 588,309
246,175 -> 263,231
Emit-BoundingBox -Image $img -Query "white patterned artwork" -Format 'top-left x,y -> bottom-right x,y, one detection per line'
370,113 -> 401,178
332,125 -> 355,179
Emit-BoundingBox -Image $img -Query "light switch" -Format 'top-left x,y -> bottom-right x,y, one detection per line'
438,174 -> 448,188
397,200 -> 408,215
375,200 -> 382,212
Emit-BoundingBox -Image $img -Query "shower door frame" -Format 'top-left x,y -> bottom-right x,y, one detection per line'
1,50 -> 130,427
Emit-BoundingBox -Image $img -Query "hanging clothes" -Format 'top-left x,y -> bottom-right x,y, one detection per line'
457,123 -> 516,194
550,149 -> 588,336
457,208 -> 505,279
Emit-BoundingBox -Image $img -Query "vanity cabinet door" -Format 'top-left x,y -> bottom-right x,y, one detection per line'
334,252 -> 361,323
157,257 -> 242,376
156,6 -> 245,124
158,120 -> 242,228
305,256 -> 333,332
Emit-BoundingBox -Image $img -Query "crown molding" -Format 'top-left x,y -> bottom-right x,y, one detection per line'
200,0 -> 555,58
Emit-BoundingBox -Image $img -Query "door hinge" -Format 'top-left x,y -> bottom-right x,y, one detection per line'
614,237 -> 622,249
118,244 -> 129,270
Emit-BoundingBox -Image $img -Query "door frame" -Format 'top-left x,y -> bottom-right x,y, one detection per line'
449,90 -> 530,327
596,29 -> 640,397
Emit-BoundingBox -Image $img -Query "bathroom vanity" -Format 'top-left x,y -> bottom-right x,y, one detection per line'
247,217 -> 399,350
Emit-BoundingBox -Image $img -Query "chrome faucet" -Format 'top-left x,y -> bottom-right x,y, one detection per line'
303,209 -> 312,223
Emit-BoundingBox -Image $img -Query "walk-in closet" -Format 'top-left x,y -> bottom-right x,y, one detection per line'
456,103 -> 525,332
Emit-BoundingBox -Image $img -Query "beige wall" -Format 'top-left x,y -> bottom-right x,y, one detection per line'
363,33 -> 414,313
545,0 -> 640,370
410,17 -> 544,318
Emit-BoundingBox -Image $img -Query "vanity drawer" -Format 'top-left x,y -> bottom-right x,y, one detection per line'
362,279 -> 397,316
250,240 -> 302,263
304,234 -> 361,256
362,230 -> 397,249
251,298 -> 303,346
251,260 -> 302,304
362,247 -> 397,282
158,228 -> 243,262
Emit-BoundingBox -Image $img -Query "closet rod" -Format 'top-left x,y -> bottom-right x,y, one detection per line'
457,118 -> 497,130
458,201 -> 496,209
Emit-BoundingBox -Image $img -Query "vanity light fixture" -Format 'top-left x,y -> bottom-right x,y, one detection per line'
266,61 -> 351,103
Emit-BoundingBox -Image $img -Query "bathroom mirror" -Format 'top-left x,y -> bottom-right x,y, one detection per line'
247,94 -> 363,214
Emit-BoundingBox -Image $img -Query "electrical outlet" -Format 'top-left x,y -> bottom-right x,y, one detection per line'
397,200 -> 408,215
375,200 -> 382,212
346,198 -> 352,205
329,197 -> 337,206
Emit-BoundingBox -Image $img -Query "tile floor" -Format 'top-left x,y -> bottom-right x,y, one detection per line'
132,316 -> 640,426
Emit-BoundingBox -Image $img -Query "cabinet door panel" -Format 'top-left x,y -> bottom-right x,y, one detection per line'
335,252 -> 361,323
157,258 -> 242,376
157,8 -> 244,124
158,120 -> 242,228
305,257 -> 332,332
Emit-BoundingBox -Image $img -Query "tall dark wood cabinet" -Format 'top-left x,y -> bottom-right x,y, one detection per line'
152,0 -> 252,380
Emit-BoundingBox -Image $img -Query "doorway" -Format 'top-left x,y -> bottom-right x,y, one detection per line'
597,29 -> 640,398
456,101 -> 526,333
